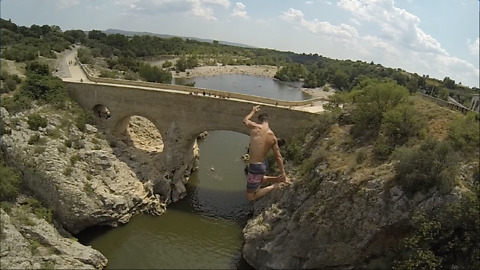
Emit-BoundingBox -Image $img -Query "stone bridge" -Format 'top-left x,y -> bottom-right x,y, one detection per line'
61,51 -> 326,200
65,80 -> 319,172
64,77 -> 324,200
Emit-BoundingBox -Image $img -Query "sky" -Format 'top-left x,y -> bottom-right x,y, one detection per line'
1,0 -> 479,87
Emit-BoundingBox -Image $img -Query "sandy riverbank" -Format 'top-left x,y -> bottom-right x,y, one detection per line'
174,65 -> 278,78
301,86 -> 336,99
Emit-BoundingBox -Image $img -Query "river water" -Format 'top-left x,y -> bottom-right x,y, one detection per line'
77,75 -> 310,269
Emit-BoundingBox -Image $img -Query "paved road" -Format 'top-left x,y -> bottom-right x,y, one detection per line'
56,46 -> 88,82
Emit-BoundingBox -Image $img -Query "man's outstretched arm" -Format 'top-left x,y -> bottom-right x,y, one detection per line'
243,105 -> 260,128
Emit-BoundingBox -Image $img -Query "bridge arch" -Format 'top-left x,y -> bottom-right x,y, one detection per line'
92,104 -> 111,119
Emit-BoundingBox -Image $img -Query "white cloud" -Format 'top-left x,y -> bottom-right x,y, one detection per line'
280,8 -> 358,39
57,0 -> 79,9
305,1 -> 314,5
333,0 -> 478,87
232,2 -> 248,19
113,0 -> 229,20
467,38 -> 479,57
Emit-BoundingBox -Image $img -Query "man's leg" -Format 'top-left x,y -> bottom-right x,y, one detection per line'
262,175 -> 281,184
262,175 -> 291,184
246,183 -> 279,201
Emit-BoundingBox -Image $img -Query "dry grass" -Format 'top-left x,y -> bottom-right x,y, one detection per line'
411,95 -> 460,140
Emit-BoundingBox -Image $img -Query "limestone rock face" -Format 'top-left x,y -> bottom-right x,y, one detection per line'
0,107 -> 197,234
1,208 -> 108,269
242,169 -> 465,269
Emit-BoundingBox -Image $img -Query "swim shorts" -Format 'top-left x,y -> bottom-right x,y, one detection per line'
247,162 -> 266,192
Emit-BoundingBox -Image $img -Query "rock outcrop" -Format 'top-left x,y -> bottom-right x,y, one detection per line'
0,106 -> 198,234
1,208 -> 107,269
242,167 -> 470,269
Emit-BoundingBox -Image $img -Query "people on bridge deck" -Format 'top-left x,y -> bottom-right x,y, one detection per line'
243,105 -> 290,201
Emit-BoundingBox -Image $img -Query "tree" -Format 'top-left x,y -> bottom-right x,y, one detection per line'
139,63 -> 172,83
381,103 -> 423,145
303,72 -> 318,88
331,70 -> 348,90
443,77 -> 455,89
88,29 -> 107,41
21,61 -> 68,106
350,79 -> 409,138
175,56 -> 188,72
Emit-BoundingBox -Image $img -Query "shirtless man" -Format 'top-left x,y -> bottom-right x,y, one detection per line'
243,105 -> 290,201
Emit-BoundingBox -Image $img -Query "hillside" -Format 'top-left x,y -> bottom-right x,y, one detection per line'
242,87 -> 479,269
103,28 -> 256,48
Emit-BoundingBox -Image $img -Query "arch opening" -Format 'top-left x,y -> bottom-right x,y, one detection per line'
119,115 -> 164,154
92,104 -> 111,119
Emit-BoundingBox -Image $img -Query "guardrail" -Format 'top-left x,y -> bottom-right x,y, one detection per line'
78,63 -> 328,107
417,92 -> 475,115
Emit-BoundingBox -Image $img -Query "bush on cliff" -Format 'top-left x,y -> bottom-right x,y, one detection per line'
348,79 -> 409,139
446,112 -> 480,155
393,138 -> 459,195
392,192 -> 480,270
0,160 -> 21,202
20,61 -> 68,106
27,113 -> 48,131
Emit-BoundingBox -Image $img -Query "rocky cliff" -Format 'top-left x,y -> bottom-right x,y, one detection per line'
1,106 -> 200,233
242,123 -> 478,269
1,207 -> 107,269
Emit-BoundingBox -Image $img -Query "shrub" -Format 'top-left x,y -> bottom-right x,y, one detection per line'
20,61 -> 69,107
393,139 -> 459,195
350,79 -> 409,138
381,103 -> 424,145
24,197 -> 53,223
75,109 -> 95,132
446,112 -> 479,154
27,113 -> 48,130
28,134 -> 42,145
1,94 -> 33,114
356,149 -> 367,164
3,77 -> 18,93
373,137 -> 395,160
393,194 -> 479,270
0,161 -> 21,202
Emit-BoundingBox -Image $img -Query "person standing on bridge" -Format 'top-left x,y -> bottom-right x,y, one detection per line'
243,105 -> 290,201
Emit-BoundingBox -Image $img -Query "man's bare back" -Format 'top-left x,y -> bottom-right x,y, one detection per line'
248,123 -> 276,163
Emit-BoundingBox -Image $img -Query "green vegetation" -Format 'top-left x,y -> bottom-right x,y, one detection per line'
27,113 -> 48,130
393,139 -> 459,195
138,63 -> 172,83
0,160 -> 21,202
348,79 -> 410,138
0,70 -> 22,93
391,193 -> 479,270
447,112 -> 480,154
